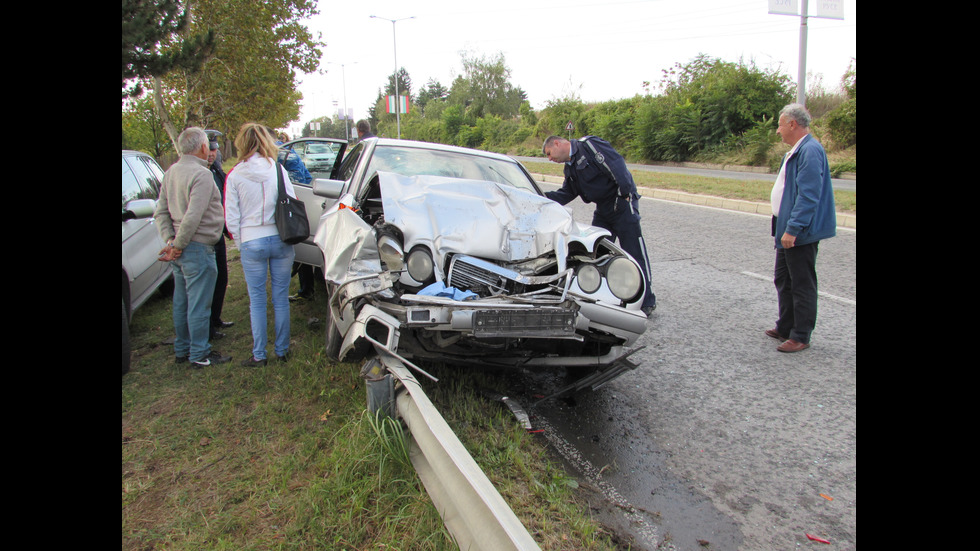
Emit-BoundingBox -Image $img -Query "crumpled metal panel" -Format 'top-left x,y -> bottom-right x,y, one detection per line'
314,206 -> 381,284
315,172 -> 613,287
377,172 -> 608,274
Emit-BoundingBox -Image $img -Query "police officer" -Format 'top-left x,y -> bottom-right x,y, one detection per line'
207,139 -> 234,338
542,135 -> 657,316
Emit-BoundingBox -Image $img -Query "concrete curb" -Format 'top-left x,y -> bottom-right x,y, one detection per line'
531,173 -> 856,230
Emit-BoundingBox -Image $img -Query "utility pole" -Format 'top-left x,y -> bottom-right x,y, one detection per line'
328,61 -> 357,141
371,15 -> 415,139
797,0 -> 808,105
768,0 -> 846,106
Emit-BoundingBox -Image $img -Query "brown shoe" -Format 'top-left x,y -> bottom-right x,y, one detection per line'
777,339 -> 810,353
765,328 -> 788,341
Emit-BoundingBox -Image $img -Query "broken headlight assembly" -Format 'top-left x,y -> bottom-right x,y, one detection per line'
576,264 -> 602,294
406,246 -> 436,286
605,256 -> 643,301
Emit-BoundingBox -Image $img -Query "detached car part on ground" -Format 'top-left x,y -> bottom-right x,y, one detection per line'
308,139 -> 649,390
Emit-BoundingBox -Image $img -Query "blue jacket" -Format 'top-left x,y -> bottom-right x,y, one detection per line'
275,142 -> 312,185
775,134 -> 837,249
545,136 -> 637,209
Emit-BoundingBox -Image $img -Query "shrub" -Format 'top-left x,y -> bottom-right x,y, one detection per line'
822,98 -> 856,149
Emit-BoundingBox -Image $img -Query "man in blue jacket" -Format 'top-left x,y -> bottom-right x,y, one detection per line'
767,104 -> 837,353
274,140 -> 312,185
543,135 -> 657,316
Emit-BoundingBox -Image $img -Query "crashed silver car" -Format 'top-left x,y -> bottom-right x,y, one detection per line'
309,139 -> 648,388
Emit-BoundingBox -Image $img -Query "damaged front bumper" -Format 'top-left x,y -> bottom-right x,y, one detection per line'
341,298 -> 644,394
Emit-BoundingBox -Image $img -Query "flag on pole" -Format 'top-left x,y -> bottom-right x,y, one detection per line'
386,95 -> 410,114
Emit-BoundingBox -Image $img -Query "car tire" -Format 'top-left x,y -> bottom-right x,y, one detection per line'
122,299 -> 131,375
324,284 -> 343,361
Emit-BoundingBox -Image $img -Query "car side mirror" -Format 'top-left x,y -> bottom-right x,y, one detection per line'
122,198 -> 157,221
312,178 -> 345,199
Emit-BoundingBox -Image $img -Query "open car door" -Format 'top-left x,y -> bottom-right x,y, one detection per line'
277,138 -> 349,267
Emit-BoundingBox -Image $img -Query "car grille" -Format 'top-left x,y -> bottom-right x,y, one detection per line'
448,255 -> 512,295
447,254 -> 571,299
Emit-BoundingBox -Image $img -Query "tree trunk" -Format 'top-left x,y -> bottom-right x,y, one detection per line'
153,76 -> 181,154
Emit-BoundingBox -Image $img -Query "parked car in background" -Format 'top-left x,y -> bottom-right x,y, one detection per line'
122,150 -> 172,374
276,137 -> 348,268
304,138 -> 649,389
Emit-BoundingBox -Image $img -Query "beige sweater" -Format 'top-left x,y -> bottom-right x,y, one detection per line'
154,154 -> 224,249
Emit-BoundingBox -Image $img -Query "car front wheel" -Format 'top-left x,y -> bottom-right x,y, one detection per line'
324,284 -> 343,361
122,299 -> 131,375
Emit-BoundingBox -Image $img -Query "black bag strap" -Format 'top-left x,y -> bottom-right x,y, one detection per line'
275,161 -> 286,201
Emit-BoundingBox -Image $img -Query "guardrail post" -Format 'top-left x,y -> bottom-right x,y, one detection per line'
361,357 -> 396,419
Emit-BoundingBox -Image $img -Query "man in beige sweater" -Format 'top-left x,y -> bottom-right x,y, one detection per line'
155,127 -> 231,368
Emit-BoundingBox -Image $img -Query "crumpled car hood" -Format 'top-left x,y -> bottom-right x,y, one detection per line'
316,171 -> 611,283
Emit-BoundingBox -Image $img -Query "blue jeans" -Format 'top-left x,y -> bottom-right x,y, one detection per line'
171,241 -> 218,362
240,236 -> 295,360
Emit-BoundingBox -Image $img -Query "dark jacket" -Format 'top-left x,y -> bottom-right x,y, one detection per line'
545,136 -> 637,208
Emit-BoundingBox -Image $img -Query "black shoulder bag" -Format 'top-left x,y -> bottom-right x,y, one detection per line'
274,162 -> 310,245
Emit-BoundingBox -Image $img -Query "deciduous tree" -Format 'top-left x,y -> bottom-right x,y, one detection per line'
126,0 -> 322,151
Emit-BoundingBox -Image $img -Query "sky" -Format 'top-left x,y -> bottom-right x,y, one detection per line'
287,0 -> 856,138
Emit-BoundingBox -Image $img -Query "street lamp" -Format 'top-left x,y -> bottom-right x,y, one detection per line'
327,61 -> 357,142
370,14 -> 415,139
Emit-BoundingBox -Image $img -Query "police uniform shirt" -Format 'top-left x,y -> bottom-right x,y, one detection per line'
545,137 -> 636,206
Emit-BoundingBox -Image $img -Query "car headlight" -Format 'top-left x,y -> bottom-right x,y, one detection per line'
606,256 -> 642,301
576,264 -> 601,294
406,246 -> 435,283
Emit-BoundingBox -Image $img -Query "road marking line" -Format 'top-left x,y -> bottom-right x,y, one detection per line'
741,271 -> 856,306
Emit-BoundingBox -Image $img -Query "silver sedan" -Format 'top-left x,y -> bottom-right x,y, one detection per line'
308,139 -> 650,386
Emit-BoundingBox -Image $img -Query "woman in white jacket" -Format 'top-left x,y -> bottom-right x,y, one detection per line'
224,123 -> 298,366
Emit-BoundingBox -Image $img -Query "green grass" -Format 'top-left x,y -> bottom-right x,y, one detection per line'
521,160 -> 856,215
122,247 -> 627,550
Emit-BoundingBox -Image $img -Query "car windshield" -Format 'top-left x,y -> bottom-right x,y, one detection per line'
308,143 -> 334,155
366,145 -> 538,194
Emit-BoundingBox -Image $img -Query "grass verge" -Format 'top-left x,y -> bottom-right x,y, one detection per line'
122,247 -> 627,550
521,160 -> 856,215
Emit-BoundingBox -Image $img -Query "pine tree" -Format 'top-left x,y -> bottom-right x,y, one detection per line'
121,0 -> 214,100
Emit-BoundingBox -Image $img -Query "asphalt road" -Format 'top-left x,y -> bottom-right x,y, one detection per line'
515,188 -> 856,550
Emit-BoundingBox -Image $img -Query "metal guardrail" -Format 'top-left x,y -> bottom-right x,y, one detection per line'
365,352 -> 541,551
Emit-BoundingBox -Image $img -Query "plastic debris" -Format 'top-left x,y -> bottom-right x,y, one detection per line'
480,389 -> 533,430
805,533 -> 830,544
819,493 -> 834,501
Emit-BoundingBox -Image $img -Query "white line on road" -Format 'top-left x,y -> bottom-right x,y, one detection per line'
741,271 -> 856,306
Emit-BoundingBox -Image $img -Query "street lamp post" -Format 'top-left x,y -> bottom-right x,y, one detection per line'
327,61 -> 357,142
370,14 -> 414,139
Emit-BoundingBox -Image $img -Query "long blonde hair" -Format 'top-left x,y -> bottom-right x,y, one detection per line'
234,123 -> 279,162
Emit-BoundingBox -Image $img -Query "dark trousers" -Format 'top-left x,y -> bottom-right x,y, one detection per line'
210,236 -> 228,330
774,241 -> 819,344
592,197 -> 656,309
292,262 -> 315,297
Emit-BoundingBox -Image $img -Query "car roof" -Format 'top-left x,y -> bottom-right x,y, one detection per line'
122,149 -> 153,158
